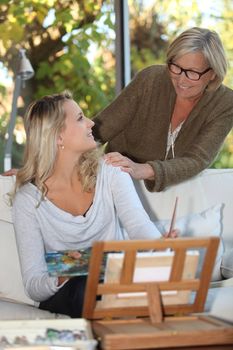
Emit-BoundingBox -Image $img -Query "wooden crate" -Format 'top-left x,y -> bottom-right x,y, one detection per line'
82,237 -> 233,349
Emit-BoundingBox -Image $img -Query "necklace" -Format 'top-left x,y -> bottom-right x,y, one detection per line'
165,121 -> 184,160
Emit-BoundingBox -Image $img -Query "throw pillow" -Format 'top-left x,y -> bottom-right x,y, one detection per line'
155,204 -> 224,281
221,249 -> 233,279
0,220 -> 34,305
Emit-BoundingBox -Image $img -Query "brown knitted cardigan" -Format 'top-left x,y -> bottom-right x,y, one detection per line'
93,65 -> 233,192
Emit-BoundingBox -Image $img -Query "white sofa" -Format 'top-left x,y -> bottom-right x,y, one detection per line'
0,169 -> 233,320
0,175 -> 69,320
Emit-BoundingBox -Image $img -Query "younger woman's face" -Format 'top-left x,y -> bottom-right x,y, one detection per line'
58,99 -> 96,154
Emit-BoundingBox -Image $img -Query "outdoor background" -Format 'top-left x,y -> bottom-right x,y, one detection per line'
0,0 -> 232,172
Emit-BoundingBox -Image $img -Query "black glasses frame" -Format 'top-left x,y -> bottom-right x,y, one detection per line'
168,61 -> 212,81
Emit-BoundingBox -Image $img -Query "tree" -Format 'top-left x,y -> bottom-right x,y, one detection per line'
0,0 -> 115,171
0,0 -> 115,115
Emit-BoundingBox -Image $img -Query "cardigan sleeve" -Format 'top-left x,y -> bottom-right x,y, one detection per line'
92,68 -> 147,142
145,109 -> 233,192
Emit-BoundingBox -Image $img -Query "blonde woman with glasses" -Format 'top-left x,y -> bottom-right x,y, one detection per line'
93,27 -> 233,192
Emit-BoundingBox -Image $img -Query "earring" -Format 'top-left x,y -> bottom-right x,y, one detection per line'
60,145 -> 65,150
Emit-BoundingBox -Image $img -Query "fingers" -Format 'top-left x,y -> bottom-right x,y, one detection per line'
170,229 -> 179,238
104,152 -> 123,163
104,153 -> 148,180
104,152 -> 126,162
163,229 -> 179,239
163,232 -> 169,238
67,251 -> 82,259
119,166 -> 132,175
104,152 -> 122,159
104,152 -> 131,167
1,168 -> 18,176
58,276 -> 69,286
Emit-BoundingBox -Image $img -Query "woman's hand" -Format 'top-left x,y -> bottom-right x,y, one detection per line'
104,152 -> 154,180
57,276 -> 69,286
67,251 -> 82,259
163,229 -> 179,238
57,251 -> 82,286
1,168 -> 18,176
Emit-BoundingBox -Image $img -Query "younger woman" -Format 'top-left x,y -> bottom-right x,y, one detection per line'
12,91 -> 174,317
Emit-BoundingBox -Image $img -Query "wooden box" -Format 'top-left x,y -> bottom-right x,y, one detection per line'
82,237 -> 233,349
0,318 -> 97,350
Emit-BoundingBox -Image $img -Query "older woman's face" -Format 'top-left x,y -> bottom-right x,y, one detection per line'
169,51 -> 216,101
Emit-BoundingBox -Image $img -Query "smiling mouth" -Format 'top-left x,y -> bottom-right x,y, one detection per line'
178,84 -> 190,89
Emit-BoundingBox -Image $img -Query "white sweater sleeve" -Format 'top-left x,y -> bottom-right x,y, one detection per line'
12,192 -> 61,302
110,167 -> 161,239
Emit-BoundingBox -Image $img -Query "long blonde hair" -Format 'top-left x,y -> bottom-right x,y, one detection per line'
13,91 -> 101,201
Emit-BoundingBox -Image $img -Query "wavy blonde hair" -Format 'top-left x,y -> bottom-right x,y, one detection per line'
13,91 -> 101,202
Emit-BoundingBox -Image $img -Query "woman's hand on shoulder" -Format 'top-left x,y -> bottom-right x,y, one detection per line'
1,168 -> 18,176
104,152 -> 154,180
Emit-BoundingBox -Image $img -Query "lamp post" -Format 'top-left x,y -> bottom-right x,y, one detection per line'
4,49 -> 34,171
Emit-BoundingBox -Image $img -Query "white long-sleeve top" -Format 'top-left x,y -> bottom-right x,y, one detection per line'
12,161 -> 161,302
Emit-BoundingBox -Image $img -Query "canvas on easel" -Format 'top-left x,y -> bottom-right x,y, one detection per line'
101,249 -> 199,308
82,237 -> 233,350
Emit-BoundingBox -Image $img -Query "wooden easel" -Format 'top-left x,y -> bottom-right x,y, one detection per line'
82,237 -> 233,349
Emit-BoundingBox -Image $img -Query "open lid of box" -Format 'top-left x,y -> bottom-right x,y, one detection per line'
82,237 -> 219,323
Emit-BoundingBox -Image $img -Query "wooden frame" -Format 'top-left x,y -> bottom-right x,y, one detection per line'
82,237 -> 233,349
101,249 -> 199,309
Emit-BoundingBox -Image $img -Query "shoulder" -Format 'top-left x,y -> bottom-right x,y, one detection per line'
138,64 -> 167,75
134,64 -> 167,81
131,65 -> 171,93
98,159 -> 133,184
208,84 -> 233,104
217,84 -> 233,106
98,158 -> 124,177
13,183 -> 40,210
205,84 -> 233,119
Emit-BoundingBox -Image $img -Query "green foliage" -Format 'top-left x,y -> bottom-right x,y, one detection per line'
0,0 -> 115,113
34,19 -> 115,116
0,113 -> 7,173
0,0 -> 115,170
212,133 -> 233,168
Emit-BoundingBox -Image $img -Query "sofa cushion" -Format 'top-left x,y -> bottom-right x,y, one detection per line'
221,249 -> 233,279
0,220 -> 34,305
135,169 -> 233,248
155,204 -> 224,281
0,175 -> 34,305
0,299 -> 69,320
207,286 -> 233,322
0,175 -> 14,223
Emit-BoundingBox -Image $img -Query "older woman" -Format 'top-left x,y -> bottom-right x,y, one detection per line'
93,27 -> 233,192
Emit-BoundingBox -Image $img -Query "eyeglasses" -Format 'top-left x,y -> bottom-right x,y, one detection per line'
168,61 -> 212,81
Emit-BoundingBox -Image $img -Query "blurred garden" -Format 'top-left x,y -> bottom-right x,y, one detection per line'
0,0 -> 232,172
